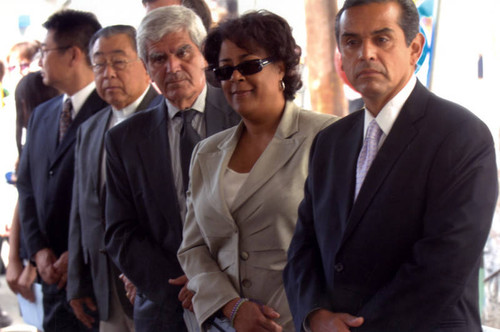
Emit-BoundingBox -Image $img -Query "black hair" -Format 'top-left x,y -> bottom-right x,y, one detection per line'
335,0 -> 419,46
204,10 -> 302,101
43,9 -> 102,65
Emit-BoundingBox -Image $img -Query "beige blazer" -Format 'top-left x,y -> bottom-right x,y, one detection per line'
178,101 -> 336,330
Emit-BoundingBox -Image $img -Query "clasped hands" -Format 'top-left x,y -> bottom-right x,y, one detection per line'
34,248 -> 68,289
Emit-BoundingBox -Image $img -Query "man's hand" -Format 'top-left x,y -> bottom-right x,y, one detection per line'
34,248 -> 60,285
17,263 -> 37,302
168,274 -> 193,311
53,251 -> 69,289
70,297 -> 97,329
119,274 -> 136,305
6,257 -> 23,295
309,309 -> 364,332
223,299 -> 283,332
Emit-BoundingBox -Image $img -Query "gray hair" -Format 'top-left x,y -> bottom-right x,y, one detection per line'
89,25 -> 138,59
136,5 -> 207,63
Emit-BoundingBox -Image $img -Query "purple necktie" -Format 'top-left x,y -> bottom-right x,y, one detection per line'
355,119 -> 383,199
59,98 -> 73,143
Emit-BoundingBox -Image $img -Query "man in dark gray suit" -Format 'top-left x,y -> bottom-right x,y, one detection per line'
104,6 -> 240,332
67,25 -> 160,332
16,10 -> 106,332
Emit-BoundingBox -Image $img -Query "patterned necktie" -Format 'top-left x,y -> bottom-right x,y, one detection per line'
355,119 -> 383,199
179,109 -> 201,192
59,98 -> 73,143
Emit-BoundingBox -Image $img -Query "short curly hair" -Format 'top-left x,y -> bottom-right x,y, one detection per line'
203,10 -> 302,101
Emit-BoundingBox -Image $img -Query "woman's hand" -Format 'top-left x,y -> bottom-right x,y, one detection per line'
223,299 -> 282,332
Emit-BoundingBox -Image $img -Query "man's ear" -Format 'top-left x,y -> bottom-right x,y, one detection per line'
409,32 -> 425,66
68,46 -> 82,67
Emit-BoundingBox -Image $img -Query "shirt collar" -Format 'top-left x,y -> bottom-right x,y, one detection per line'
363,75 -> 417,138
63,81 -> 96,119
166,84 -> 207,120
111,86 -> 150,123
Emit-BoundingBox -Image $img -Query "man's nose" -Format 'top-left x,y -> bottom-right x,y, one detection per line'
102,62 -> 117,77
166,56 -> 181,73
360,41 -> 376,61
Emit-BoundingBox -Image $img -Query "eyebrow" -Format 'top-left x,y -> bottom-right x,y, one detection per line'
341,27 -> 395,39
93,50 -> 128,57
372,27 -> 394,35
219,52 -> 254,64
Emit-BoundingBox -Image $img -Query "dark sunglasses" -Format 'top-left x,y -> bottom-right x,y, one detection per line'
213,57 -> 273,81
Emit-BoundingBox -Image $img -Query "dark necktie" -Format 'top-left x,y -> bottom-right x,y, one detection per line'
59,98 -> 73,143
179,109 -> 201,192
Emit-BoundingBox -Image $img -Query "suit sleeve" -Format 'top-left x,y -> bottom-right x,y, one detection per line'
104,130 -> 183,304
354,118 -> 498,331
284,134 -> 335,332
177,143 -> 240,325
67,128 -> 93,301
17,110 -> 48,259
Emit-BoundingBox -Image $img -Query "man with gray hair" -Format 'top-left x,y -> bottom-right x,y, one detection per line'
67,25 -> 160,332
141,0 -> 212,31
104,6 -> 239,332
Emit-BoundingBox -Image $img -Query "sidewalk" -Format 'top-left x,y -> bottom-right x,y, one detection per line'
0,275 -> 37,332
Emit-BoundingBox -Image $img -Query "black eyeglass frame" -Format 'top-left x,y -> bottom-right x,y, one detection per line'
39,46 -> 72,58
212,57 -> 274,81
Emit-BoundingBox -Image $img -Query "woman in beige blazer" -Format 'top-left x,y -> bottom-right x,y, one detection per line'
178,11 -> 337,332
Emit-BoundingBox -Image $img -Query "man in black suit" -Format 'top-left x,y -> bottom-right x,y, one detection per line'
17,9 -> 106,332
67,25 -> 160,332
284,1 -> 498,331
104,6 -> 240,332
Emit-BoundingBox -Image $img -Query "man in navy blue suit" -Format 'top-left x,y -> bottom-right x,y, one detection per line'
17,10 -> 106,332
284,1 -> 498,331
104,6 -> 239,332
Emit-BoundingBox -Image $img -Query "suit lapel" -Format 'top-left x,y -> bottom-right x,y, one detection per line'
204,85 -> 234,135
92,108 -> 113,192
51,90 -> 106,167
342,82 -> 428,245
44,96 -> 63,164
137,85 -> 160,111
197,125 -> 242,225
231,102 -> 304,212
137,102 -> 179,223
334,112 -> 364,224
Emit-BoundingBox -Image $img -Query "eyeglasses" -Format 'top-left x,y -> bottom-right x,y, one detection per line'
39,46 -> 72,58
212,57 -> 273,81
91,58 -> 141,73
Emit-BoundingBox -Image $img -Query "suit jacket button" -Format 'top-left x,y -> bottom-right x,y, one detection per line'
240,251 -> 249,261
241,279 -> 252,288
334,263 -> 344,272
48,170 -> 54,176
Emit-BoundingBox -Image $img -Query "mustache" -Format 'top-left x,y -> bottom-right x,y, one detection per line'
355,63 -> 386,77
164,72 -> 189,84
